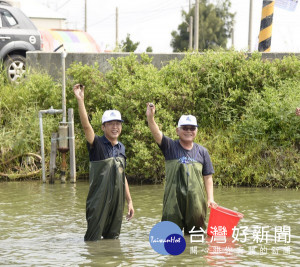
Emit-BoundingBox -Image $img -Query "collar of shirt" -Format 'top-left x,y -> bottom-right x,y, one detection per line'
102,135 -> 120,148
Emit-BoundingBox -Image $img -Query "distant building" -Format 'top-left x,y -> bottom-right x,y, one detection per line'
5,0 -> 101,52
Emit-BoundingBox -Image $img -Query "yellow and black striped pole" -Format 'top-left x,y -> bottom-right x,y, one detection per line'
258,0 -> 274,52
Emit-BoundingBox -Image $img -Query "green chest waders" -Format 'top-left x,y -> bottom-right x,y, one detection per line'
84,157 -> 125,241
162,160 -> 207,233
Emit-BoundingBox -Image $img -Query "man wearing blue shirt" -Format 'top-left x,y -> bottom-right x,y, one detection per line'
73,84 -> 134,241
146,103 -> 217,233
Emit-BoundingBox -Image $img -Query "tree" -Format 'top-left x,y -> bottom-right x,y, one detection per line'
146,46 -> 153,52
121,34 -> 140,52
171,0 -> 234,52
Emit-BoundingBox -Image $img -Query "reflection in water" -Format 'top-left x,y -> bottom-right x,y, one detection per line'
82,239 -> 123,266
203,237 -> 240,266
0,182 -> 299,266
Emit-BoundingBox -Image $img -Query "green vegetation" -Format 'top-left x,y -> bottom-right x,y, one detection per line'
171,0 -> 234,51
120,34 -> 140,52
0,51 -> 299,188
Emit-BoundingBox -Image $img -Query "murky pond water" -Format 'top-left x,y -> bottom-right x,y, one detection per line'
0,182 -> 299,266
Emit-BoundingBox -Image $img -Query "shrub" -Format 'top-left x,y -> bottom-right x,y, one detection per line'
1,51 -> 299,188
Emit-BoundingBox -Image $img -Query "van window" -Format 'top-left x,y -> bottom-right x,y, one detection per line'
0,9 -> 17,27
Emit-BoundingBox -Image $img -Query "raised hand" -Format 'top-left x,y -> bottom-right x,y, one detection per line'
73,84 -> 85,101
146,102 -> 155,118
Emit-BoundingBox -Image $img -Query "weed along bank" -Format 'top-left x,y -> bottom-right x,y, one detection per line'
1,51 -> 300,187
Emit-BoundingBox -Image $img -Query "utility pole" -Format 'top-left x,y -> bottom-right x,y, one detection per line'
188,0 -> 193,50
194,0 -> 199,50
231,22 -> 235,48
116,7 -> 119,49
258,0 -> 274,52
84,0 -> 87,32
189,16 -> 193,50
248,0 -> 253,51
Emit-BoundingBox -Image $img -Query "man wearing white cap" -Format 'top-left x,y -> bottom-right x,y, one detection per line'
146,103 -> 217,233
73,84 -> 134,241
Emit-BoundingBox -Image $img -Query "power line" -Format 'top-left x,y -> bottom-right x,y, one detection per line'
88,13 -> 115,27
133,4 -> 189,24
121,0 -> 174,15
56,0 -> 72,11
88,4 -> 189,29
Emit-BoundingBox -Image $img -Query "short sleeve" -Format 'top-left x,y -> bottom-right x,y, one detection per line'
158,135 -> 174,159
202,148 -> 214,176
87,135 -> 105,161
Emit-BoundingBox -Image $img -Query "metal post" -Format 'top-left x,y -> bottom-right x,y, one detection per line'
116,7 -> 119,49
194,0 -> 199,51
248,0 -> 253,52
39,107 -> 63,183
231,22 -> 235,49
60,152 -> 67,183
39,112 -> 46,183
258,0 -> 274,52
189,16 -> 193,50
58,123 -> 69,183
68,108 -> 76,183
84,0 -> 87,32
49,133 -> 58,184
61,50 -> 67,123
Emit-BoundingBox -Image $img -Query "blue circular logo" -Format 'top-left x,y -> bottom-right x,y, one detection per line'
149,221 -> 186,255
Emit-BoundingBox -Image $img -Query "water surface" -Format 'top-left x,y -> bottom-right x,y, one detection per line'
0,182 -> 299,266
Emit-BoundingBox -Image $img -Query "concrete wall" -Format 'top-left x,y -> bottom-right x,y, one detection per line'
26,52 -> 186,79
26,52 -> 299,80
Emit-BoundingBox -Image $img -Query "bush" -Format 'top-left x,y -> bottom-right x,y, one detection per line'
1,51 -> 299,188
0,70 -> 61,170
237,80 -> 300,145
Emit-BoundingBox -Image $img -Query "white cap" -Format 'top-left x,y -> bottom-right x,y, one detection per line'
102,110 -> 123,124
177,115 -> 198,127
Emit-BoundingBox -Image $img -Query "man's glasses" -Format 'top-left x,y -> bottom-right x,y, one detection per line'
181,126 -> 197,131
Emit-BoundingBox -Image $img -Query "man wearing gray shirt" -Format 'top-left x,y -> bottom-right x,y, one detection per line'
146,103 -> 217,234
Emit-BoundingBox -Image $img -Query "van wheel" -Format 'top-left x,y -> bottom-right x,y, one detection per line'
4,55 -> 26,82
